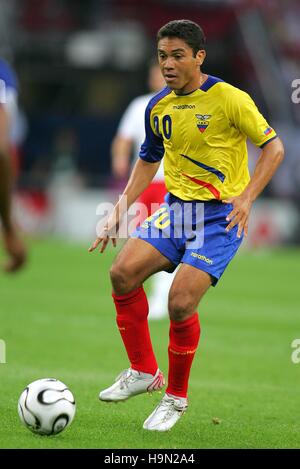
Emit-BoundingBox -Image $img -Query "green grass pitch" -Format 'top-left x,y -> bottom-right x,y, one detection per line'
0,238 -> 300,448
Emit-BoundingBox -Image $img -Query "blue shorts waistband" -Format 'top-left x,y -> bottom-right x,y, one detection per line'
166,192 -> 223,205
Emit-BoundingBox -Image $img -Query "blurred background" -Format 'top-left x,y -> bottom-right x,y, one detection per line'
1,0 -> 300,245
1,0 -> 300,449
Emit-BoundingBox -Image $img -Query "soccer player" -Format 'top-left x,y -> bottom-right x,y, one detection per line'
111,61 -> 174,319
0,58 -> 26,272
89,20 -> 284,431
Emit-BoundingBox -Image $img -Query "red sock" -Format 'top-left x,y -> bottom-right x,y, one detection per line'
112,286 -> 158,375
166,313 -> 201,398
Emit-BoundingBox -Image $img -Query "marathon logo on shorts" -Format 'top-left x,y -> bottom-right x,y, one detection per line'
191,252 -> 213,265
196,114 -> 212,133
264,127 -> 273,136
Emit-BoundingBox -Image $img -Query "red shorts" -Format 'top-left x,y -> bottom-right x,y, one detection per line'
138,181 -> 167,217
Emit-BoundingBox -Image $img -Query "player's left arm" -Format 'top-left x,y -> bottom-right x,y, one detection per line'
224,137 -> 284,238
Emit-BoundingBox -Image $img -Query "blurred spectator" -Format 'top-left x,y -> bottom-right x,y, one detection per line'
0,58 -> 26,272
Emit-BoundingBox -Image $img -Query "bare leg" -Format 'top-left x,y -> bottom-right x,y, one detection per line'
168,263 -> 212,322
110,237 -> 174,295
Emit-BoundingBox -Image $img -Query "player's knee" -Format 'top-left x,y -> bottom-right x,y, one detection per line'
109,262 -> 134,295
168,293 -> 195,322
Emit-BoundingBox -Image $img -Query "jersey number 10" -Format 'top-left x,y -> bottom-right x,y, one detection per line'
154,115 -> 172,139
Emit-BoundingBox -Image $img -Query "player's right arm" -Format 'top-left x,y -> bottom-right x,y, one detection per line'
89,99 -> 164,253
89,158 -> 160,253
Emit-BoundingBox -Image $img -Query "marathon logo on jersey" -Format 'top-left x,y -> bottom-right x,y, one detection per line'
196,114 -> 212,133
0,79 -> 6,104
173,104 -> 196,109
264,127 -> 273,136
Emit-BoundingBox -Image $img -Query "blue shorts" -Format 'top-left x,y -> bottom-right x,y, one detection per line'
131,192 -> 243,286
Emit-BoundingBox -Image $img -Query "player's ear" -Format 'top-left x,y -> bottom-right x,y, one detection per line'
196,49 -> 206,66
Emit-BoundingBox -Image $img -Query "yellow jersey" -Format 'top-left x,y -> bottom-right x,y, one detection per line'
139,75 -> 277,201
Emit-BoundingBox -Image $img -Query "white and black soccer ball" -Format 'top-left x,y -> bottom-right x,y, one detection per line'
18,378 -> 76,436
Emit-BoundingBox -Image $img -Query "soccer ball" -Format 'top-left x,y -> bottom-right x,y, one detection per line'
18,378 -> 76,436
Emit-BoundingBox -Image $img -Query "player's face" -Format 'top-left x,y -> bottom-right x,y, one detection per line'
157,37 -> 206,95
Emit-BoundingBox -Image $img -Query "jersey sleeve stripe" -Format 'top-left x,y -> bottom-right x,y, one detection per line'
259,135 -> 278,148
200,75 -> 224,92
148,86 -> 172,113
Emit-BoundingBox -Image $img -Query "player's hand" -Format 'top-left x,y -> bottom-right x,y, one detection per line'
2,226 -> 27,273
222,193 -> 252,238
88,215 -> 118,254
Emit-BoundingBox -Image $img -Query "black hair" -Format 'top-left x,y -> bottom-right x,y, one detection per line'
157,19 -> 206,57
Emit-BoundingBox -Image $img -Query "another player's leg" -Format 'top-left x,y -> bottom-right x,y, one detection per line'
148,270 -> 175,320
99,237 -> 174,402
143,265 -> 211,431
138,181 -> 172,320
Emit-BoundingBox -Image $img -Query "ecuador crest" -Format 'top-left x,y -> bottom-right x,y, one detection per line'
196,114 -> 212,133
